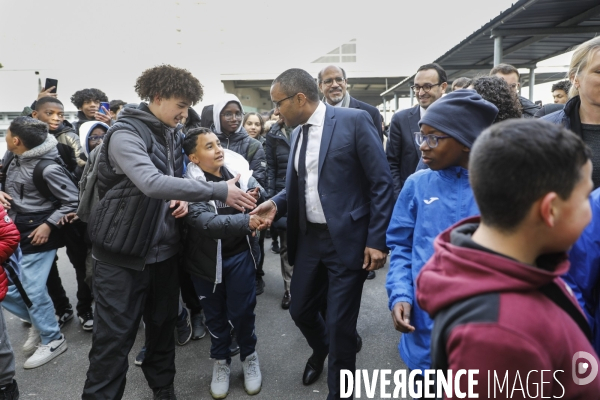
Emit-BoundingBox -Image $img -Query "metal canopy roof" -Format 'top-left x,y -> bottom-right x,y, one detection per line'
224,76 -> 405,107
381,0 -> 600,98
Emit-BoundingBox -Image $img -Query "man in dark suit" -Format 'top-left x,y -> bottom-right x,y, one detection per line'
318,65 -> 383,142
386,63 -> 447,198
251,68 -> 394,400
319,64 -> 381,280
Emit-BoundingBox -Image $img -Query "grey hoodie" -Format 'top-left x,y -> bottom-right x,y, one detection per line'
4,134 -> 79,226
103,104 -> 228,265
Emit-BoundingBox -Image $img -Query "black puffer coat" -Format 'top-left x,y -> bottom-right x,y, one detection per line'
264,123 -> 290,199
211,126 -> 266,188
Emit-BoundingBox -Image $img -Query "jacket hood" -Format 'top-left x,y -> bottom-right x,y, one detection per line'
20,134 -> 58,160
118,102 -> 179,136
79,121 -> 110,156
185,148 -> 253,192
185,107 -> 202,130
212,94 -> 244,135
417,217 -> 569,317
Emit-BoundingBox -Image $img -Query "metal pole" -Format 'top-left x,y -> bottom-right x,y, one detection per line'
529,67 -> 535,101
382,97 -> 387,122
410,87 -> 414,107
394,93 -> 398,112
493,36 -> 503,66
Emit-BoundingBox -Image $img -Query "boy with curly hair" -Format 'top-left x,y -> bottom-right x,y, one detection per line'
70,88 -> 110,132
82,65 -> 257,400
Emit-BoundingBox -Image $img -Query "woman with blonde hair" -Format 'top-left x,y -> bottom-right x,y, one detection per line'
543,36 -> 600,188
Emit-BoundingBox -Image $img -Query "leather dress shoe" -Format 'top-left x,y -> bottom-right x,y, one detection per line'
366,270 -> 376,280
302,353 -> 327,385
356,332 -> 363,353
281,291 -> 291,309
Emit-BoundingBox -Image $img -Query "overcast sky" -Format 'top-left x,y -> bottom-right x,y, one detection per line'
0,0 -> 564,111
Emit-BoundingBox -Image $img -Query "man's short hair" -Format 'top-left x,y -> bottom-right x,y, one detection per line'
36,97 -> 63,110
8,116 -> 48,149
317,66 -> 347,84
183,127 -> 213,156
470,119 -> 591,232
70,88 -> 108,109
272,68 -> 320,102
109,100 -> 127,112
135,65 -> 204,106
416,63 -> 447,84
489,63 -> 520,79
451,77 -> 472,90
551,80 -> 571,94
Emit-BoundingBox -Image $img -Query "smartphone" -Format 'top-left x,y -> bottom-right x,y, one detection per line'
44,78 -> 58,93
99,102 -> 110,115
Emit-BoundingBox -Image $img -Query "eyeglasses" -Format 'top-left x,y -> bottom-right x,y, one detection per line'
272,93 -> 298,110
414,132 -> 452,148
322,77 -> 345,86
88,135 -> 105,142
410,83 -> 441,93
221,112 -> 244,121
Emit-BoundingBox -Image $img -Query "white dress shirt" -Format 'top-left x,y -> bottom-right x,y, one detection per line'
294,101 -> 327,224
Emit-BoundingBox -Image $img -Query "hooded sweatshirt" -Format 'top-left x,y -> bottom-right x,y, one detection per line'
417,218 -> 600,399
76,121 -> 109,223
211,94 -> 266,187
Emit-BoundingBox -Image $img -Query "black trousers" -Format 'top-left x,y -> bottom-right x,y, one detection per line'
46,222 -> 93,315
289,225 -> 368,400
82,256 -> 179,399
178,264 -> 202,315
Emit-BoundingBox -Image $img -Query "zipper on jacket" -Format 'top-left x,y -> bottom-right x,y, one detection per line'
19,184 -> 24,201
106,201 -> 126,241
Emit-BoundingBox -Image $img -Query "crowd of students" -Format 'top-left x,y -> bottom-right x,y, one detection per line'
0,36 -> 598,400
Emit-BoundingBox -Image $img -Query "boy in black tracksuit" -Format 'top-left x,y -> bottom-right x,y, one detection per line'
182,128 -> 263,399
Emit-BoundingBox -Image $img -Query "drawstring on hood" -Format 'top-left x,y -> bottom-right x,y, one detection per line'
212,94 -> 244,135
79,121 -> 110,157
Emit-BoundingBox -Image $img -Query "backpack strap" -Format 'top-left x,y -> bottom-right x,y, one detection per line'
32,157 -> 79,207
115,117 -> 154,153
0,153 -> 15,191
539,281 -> 593,341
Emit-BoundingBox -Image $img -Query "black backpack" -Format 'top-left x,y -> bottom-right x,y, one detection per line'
2,144 -> 79,208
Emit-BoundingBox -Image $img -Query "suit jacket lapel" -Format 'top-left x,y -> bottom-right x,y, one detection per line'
318,105 -> 336,179
408,105 -> 421,154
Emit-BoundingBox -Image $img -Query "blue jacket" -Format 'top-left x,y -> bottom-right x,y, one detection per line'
565,188 -> 600,355
386,166 -> 479,371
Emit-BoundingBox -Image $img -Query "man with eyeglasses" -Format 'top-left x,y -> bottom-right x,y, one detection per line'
251,68 -> 394,400
490,63 -> 540,118
318,65 -> 383,142
386,63 -> 447,199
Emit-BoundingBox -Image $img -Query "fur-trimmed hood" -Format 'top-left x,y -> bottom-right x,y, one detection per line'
19,134 -> 58,160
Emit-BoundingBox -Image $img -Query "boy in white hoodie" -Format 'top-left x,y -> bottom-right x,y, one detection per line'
182,127 -> 264,399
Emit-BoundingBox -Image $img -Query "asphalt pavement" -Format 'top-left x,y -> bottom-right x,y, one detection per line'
5,246 -> 408,400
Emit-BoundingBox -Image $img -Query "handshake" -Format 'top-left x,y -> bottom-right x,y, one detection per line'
247,200 -> 278,235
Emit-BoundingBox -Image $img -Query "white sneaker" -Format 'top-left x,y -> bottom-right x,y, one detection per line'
210,359 -> 230,399
242,351 -> 262,395
23,334 -> 67,369
22,327 -> 40,354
